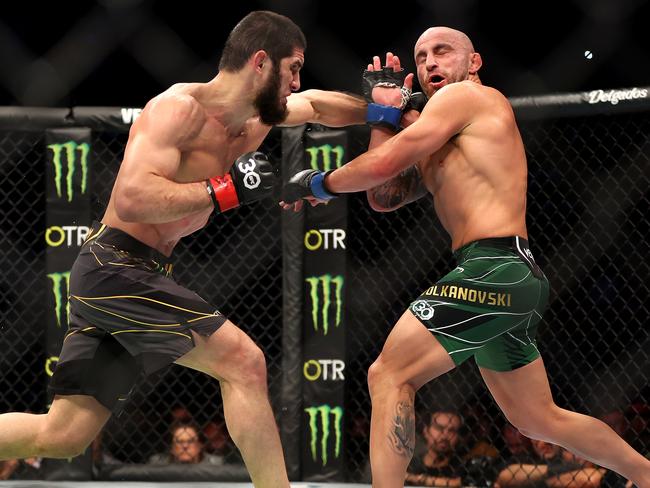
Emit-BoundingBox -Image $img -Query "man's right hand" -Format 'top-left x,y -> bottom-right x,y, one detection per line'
363,53 -> 414,131
364,52 -> 414,107
206,151 -> 276,213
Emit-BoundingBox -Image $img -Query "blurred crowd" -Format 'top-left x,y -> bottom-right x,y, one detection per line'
1,401 -> 647,485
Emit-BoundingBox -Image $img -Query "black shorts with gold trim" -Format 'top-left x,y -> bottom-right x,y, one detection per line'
49,221 -> 227,412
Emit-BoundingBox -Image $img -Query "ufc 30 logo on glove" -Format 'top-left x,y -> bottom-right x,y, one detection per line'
206,151 -> 276,213
235,156 -> 262,190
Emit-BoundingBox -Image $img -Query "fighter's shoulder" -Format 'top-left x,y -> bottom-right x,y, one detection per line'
437,82 -> 510,117
148,87 -> 203,121
433,81 -> 489,102
140,87 -> 205,138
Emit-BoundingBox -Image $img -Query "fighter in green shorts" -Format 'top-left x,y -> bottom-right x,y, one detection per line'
281,38 -> 650,488
409,236 -> 549,371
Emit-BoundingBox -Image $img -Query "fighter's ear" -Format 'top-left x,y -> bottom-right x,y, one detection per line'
252,50 -> 268,72
469,52 -> 482,75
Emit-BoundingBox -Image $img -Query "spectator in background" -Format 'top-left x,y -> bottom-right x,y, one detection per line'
501,423 -> 534,463
170,405 -> 193,424
91,428 -> 121,477
406,410 -> 468,486
598,411 -> 627,439
626,402 -> 650,452
461,405 -> 501,487
495,439 -> 605,488
203,419 -> 242,464
0,457 -> 42,480
463,404 -> 499,460
149,420 -> 224,466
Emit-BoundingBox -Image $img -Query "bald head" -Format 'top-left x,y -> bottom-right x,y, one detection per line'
415,27 -> 475,57
413,26 -> 482,96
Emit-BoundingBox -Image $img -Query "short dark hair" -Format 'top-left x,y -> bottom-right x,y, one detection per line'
219,11 -> 306,71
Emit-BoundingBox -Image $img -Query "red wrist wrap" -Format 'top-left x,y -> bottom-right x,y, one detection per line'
207,174 -> 239,212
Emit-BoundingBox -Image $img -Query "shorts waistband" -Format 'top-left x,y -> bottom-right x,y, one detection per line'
453,236 -> 533,261
454,236 -> 544,279
86,221 -> 172,265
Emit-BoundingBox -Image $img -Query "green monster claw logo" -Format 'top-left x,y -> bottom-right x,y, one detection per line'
305,274 -> 343,335
305,404 -> 343,466
48,141 -> 90,202
47,271 -> 70,327
306,144 -> 344,172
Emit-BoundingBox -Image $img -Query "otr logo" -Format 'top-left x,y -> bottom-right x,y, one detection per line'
48,141 -> 89,202
306,144 -> 344,171
305,274 -> 343,335
45,226 -> 90,247
305,404 -> 343,466
304,229 -> 346,251
47,271 -> 70,327
303,359 -> 345,381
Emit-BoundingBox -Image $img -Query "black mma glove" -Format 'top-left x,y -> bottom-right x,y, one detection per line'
404,91 -> 428,112
281,169 -> 338,204
206,151 -> 276,212
362,67 -> 411,131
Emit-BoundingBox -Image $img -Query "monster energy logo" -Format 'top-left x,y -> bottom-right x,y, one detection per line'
47,271 -> 70,327
48,141 -> 90,202
305,404 -> 343,466
306,144 -> 344,171
305,274 -> 343,335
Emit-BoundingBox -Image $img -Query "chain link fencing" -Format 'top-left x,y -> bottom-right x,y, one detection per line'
0,107 -> 648,484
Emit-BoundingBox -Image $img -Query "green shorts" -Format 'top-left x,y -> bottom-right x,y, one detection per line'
409,236 -> 549,371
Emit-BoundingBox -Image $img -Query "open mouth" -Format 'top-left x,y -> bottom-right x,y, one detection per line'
429,74 -> 445,85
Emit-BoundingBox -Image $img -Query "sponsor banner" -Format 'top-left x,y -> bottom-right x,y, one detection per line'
304,228 -> 346,251
303,404 -> 344,470
45,128 -> 92,385
304,273 -> 344,336
302,130 -> 348,480
70,106 -> 142,132
586,87 -> 648,105
303,359 -> 346,382
509,86 -> 650,120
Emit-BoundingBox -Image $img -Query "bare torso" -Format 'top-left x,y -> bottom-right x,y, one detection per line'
102,84 -> 272,255
417,83 -> 528,251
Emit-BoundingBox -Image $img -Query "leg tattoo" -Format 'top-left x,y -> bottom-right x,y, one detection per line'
387,401 -> 415,458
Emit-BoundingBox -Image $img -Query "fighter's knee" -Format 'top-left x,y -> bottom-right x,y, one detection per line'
504,410 -> 536,437
225,340 -> 267,387
507,404 -> 563,440
241,343 -> 267,384
367,354 -> 396,394
367,356 -> 383,390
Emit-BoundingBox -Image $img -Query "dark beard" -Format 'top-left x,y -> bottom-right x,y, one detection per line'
254,65 -> 287,125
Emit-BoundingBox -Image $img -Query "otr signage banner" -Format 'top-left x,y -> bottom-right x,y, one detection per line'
45,128 -> 92,385
302,130 -> 348,480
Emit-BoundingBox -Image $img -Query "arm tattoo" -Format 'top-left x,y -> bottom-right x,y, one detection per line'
387,401 -> 415,458
368,165 -> 428,210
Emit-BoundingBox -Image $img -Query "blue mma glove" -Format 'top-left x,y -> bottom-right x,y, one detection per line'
362,67 -> 411,131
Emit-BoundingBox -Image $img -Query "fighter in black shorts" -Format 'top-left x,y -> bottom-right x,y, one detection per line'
50,221 -> 227,411
0,12 -> 367,488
